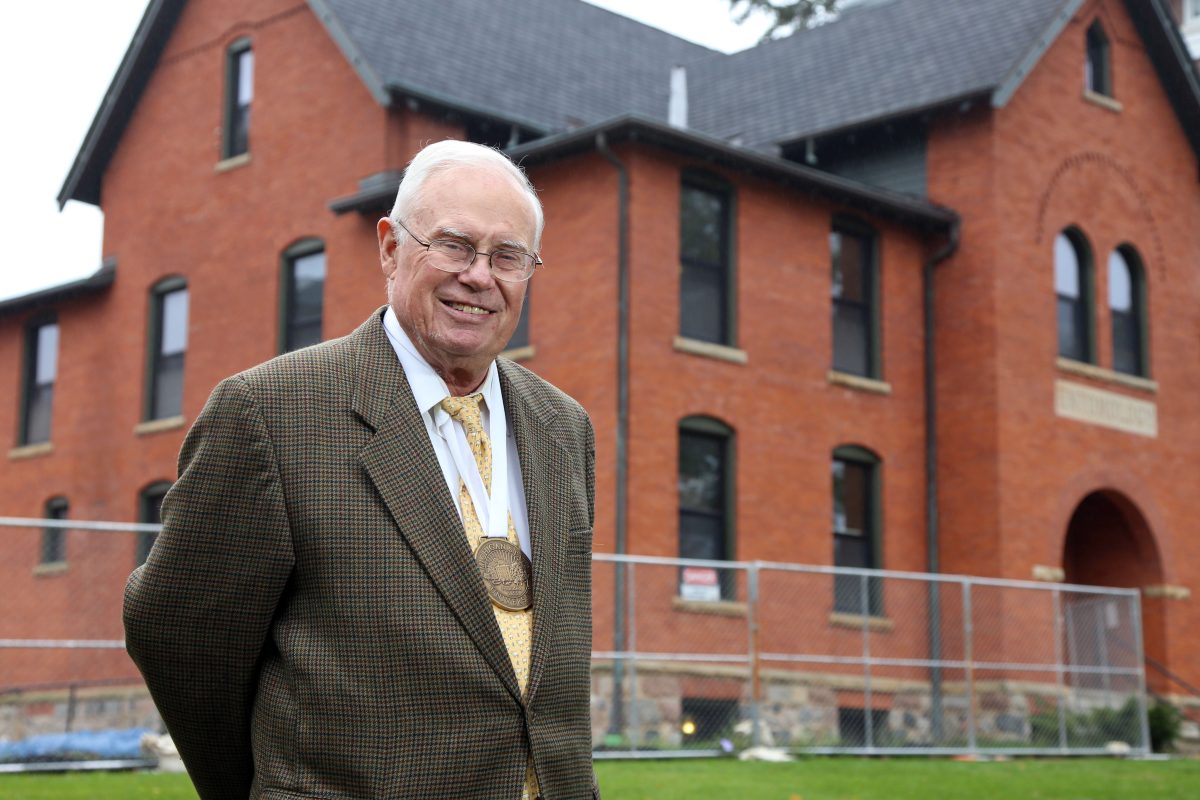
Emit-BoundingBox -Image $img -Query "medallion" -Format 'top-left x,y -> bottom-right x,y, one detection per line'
475,538 -> 533,611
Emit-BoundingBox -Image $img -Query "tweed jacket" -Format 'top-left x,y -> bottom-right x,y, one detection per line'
124,310 -> 598,800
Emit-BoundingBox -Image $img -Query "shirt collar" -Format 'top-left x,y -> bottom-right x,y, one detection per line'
381,306 -> 501,421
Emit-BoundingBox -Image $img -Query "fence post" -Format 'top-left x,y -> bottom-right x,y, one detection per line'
962,579 -> 976,753
861,572 -> 874,750
1053,587 -> 1069,752
627,561 -> 638,751
66,684 -> 77,733
1129,590 -> 1152,756
748,563 -> 761,748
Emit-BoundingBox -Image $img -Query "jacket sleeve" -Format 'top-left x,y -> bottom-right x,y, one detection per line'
124,375 -> 295,800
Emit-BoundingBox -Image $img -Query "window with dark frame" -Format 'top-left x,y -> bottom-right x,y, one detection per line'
509,280 -> 531,350
1109,247 -> 1146,377
223,40 -> 254,159
679,177 -> 733,345
832,448 -> 882,616
137,482 -> 171,566
147,280 -> 189,421
1055,230 -> 1092,362
678,419 -> 735,601
831,221 -> 878,378
1086,21 -> 1112,97
41,497 -> 68,566
282,242 -> 326,352
20,316 -> 59,445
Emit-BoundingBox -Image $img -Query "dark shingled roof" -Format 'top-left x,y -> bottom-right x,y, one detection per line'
686,0 -> 1070,148
60,0 -> 1200,210
317,0 -> 716,132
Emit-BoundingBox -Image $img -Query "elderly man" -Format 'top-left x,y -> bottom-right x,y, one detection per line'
124,140 -> 598,799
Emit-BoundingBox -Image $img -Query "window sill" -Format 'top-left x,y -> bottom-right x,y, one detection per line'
8,442 -> 53,461
215,153 -> 251,173
501,344 -> 536,362
33,562 -> 69,578
1143,584 -> 1191,601
828,611 -> 895,633
673,336 -> 747,365
135,416 -> 186,436
1056,357 -> 1156,393
1082,90 -> 1122,113
671,597 -> 748,617
1032,564 -> 1065,582
827,370 -> 892,395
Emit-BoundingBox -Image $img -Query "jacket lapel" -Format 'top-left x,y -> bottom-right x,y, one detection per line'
351,312 -> 522,703
499,360 -> 569,707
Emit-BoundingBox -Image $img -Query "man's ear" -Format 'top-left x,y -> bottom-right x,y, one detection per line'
377,217 -> 398,277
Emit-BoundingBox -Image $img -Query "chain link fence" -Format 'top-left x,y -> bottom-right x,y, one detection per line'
591,554 -> 1152,757
0,518 -> 1154,759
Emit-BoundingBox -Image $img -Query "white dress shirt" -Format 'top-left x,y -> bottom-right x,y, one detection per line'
381,307 -> 531,557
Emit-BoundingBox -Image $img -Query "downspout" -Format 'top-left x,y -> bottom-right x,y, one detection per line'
596,132 -> 630,741
925,218 -> 960,744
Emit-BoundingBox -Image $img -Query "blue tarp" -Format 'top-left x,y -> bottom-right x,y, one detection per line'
0,728 -> 152,760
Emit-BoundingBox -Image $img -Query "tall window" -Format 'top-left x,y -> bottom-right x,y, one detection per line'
1055,230 -> 1092,362
137,482 -> 171,566
509,281 -> 531,350
1086,21 -> 1112,97
1109,246 -> 1147,377
42,497 -> 68,566
679,175 -> 734,345
20,316 -> 59,445
281,240 -> 325,352
147,279 -> 189,420
831,219 -> 879,377
678,418 -> 735,601
223,40 -> 254,159
832,446 -> 881,616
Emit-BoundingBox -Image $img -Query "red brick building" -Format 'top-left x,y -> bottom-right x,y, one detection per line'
2,0 -> 1198,744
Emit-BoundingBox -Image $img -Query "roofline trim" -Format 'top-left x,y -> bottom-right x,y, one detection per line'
0,258 -> 117,316
383,83 -> 551,137
57,0 -> 176,209
304,0 -> 390,106
774,91 -> 991,148
992,0 -> 1085,109
506,114 -> 959,232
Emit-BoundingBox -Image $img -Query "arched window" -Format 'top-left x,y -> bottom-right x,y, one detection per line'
20,313 -> 58,445
1085,21 -> 1112,97
137,481 -> 172,566
678,417 -> 735,601
146,277 -> 189,420
1055,229 -> 1092,362
280,239 -> 326,353
831,217 -> 881,378
1109,246 -> 1147,377
679,172 -> 736,346
222,38 -> 253,159
832,445 -> 881,616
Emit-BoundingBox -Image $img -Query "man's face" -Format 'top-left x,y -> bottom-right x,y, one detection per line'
378,164 -> 535,384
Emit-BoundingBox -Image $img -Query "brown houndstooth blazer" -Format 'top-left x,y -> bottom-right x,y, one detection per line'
124,309 -> 598,800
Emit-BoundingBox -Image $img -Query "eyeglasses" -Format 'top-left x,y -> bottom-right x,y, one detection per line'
392,218 -> 541,283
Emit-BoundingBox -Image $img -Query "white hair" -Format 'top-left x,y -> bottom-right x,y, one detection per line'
389,140 -> 544,250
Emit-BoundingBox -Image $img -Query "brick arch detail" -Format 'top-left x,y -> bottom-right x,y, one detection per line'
1052,466 -> 1173,582
1034,151 -> 1165,283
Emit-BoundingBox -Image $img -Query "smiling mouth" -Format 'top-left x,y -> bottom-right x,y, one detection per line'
444,300 -> 492,316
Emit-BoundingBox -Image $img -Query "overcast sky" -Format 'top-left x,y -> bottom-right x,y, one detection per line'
0,0 -> 770,302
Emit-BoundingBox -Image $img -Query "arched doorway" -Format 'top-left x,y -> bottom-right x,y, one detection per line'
1062,490 -> 1167,692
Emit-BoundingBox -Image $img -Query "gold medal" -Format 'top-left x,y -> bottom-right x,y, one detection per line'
475,538 -> 533,611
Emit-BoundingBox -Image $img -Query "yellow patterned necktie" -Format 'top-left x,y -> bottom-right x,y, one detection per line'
439,394 -> 538,799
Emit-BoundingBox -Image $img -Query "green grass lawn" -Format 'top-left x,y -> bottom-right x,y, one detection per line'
2,758 -> 1197,799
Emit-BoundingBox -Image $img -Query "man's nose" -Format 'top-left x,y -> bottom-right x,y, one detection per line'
457,252 -> 496,286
